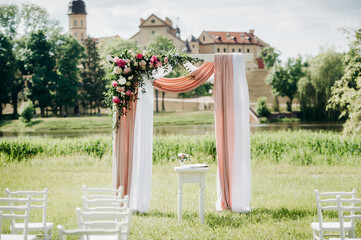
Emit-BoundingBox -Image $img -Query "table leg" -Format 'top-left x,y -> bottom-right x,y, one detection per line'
199,179 -> 205,224
178,177 -> 183,223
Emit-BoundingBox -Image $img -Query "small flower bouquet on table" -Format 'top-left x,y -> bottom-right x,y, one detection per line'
177,153 -> 190,166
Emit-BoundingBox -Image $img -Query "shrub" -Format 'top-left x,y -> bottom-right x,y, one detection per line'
256,97 -> 270,117
19,101 -> 34,123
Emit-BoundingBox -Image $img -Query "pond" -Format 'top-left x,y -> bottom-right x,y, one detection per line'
0,122 -> 343,138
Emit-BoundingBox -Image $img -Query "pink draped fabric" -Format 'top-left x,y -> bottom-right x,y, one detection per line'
154,62 -> 214,93
113,100 -> 137,195
214,54 -> 235,210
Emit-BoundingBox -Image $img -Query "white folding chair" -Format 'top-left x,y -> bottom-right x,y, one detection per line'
312,189 -> 356,240
0,197 -> 37,240
329,196 -> 361,240
82,185 -> 124,200
6,188 -> 54,240
82,196 -> 129,212
57,224 -> 125,240
76,208 -> 131,240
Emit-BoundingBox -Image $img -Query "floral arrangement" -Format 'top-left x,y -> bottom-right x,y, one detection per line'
177,153 -> 190,160
104,49 -> 202,129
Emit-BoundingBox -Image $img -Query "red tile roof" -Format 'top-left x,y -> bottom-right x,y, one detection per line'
205,31 -> 263,46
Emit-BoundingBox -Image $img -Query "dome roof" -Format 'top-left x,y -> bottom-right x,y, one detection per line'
68,0 -> 87,15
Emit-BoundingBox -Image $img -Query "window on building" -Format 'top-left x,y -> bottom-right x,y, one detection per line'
74,20 -> 77,26
247,48 -> 250,53
81,20 -> 83,26
192,44 -> 195,48
217,48 -> 220,52
81,33 -> 84,39
152,31 -> 155,34
239,49 -> 241,52
232,49 -> 235,52
203,36 -> 205,41
74,32 -> 77,37
151,19 -> 155,23
224,48 -> 226,52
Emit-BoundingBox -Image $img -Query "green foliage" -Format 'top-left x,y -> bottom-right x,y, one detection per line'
299,48 -> 344,120
256,97 -> 271,117
0,33 -> 16,116
25,30 -> 58,117
0,4 -> 20,40
54,34 -> 84,115
272,96 -> 280,112
97,37 -> 137,68
19,101 -> 34,123
328,29 -> 361,136
1,131 -> 361,166
260,46 -> 281,69
266,57 -> 305,111
178,82 -> 213,98
81,37 -> 106,115
147,35 -> 175,52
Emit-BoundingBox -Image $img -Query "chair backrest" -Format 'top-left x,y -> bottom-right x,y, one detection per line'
336,196 -> 361,240
82,185 -> 123,200
76,208 -> 131,239
0,196 -> 32,240
82,196 -> 129,212
314,189 -> 357,231
57,224 -> 124,240
6,188 -> 49,228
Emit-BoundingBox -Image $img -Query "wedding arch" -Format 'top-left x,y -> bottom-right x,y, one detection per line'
108,52 -> 251,213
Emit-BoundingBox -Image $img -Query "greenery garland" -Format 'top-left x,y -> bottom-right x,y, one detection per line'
104,49 -> 203,129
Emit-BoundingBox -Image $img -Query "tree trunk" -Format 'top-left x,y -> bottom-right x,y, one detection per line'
287,97 -> 293,112
0,103 -> 3,117
155,90 -> 159,113
11,91 -> 18,119
162,91 -> 165,112
40,107 -> 45,118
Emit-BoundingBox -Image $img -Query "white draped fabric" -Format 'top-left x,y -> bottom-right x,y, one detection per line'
215,54 -> 251,212
122,54 -> 250,213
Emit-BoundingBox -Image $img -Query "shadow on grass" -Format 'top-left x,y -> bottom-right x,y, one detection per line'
206,207 -> 318,228
0,120 -> 12,128
25,120 -> 42,127
134,210 -> 176,219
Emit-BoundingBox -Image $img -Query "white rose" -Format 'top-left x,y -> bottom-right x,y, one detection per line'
113,66 -> 122,74
118,77 -> 126,85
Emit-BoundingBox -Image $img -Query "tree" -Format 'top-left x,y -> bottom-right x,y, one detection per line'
266,57 -> 305,111
24,30 -> 57,117
54,34 -> 84,116
81,36 -> 105,115
260,46 -> 281,69
0,33 -> 16,116
0,4 -> 20,40
147,35 -> 175,112
98,37 -> 137,68
328,29 -> 361,136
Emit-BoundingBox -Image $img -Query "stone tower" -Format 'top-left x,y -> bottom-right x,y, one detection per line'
68,0 -> 87,41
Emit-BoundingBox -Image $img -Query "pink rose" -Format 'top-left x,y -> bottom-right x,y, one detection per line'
124,67 -> 131,74
150,55 -> 157,63
112,81 -> 118,87
113,96 -> 121,104
149,62 -> 154,68
116,86 -> 125,93
125,59 -> 131,64
136,53 -> 143,60
125,90 -> 132,96
156,61 -> 162,68
113,57 -> 120,63
164,57 -> 168,63
117,59 -> 126,67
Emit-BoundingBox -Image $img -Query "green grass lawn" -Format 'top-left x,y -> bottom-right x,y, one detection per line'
0,111 -> 214,132
1,156 -> 361,239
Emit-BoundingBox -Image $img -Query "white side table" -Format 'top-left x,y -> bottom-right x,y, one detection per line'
174,165 -> 209,224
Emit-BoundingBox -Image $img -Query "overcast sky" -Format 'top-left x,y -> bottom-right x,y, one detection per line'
3,0 -> 361,61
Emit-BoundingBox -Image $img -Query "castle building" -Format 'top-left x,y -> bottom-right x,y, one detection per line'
130,14 -> 185,51
186,30 -> 268,70
68,0 -> 87,41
